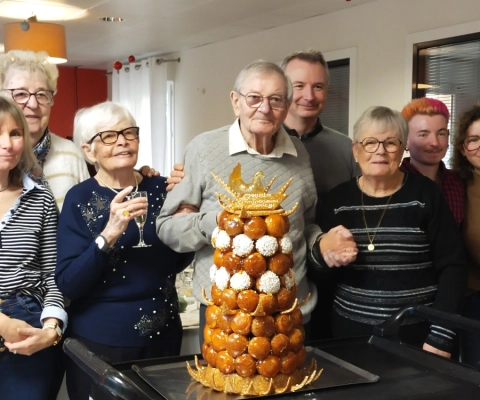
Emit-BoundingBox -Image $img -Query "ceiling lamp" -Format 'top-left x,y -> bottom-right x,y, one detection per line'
3,16 -> 67,64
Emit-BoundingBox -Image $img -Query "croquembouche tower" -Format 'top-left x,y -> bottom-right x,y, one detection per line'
186,164 -> 322,395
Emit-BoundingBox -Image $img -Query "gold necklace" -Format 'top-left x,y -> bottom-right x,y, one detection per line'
360,177 -> 398,251
0,184 -> 9,193
96,173 -> 138,195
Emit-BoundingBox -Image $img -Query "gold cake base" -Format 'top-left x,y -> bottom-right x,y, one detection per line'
186,355 -> 322,396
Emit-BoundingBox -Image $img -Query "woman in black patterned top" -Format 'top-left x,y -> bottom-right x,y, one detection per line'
311,106 -> 467,358
0,97 -> 66,400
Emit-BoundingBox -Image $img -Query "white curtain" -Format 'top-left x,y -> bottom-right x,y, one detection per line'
112,57 -> 170,174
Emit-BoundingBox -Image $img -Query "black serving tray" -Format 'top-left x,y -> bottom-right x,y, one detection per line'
131,346 -> 379,400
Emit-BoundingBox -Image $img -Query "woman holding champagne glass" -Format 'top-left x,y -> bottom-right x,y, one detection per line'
55,101 -> 194,400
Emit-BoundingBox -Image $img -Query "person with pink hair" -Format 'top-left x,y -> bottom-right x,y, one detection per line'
400,97 -> 465,225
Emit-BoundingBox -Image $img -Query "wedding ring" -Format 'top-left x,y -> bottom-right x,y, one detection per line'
123,208 -> 130,217
12,350 -> 17,354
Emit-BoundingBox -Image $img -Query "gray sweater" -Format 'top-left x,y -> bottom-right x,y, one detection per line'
156,123 -> 320,320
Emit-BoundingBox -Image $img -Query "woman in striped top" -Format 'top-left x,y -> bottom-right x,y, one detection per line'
311,106 -> 467,358
0,97 -> 66,400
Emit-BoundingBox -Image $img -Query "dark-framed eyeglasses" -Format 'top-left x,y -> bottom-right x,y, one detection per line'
4,89 -> 54,105
357,137 -> 403,153
464,135 -> 480,152
87,127 -> 140,145
238,92 -> 288,110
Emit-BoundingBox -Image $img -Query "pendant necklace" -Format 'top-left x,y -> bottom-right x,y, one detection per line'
96,173 -> 138,195
360,177 -> 397,251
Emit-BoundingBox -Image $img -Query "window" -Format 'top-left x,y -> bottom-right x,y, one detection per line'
321,59 -> 350,135
413,33 -> 480,166
165,80 -> 175,174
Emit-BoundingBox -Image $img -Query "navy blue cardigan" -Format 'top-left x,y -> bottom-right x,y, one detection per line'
56,176 -> 193,347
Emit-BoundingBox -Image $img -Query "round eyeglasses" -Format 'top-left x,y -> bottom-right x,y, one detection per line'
238,92 -> 287,110
4,89 -> 54,105
463,135 -> 480,152
357,137 -> 403,153
87,127 -> 140,145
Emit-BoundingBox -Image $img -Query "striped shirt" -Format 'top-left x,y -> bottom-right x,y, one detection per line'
0,177 -> 64,313
316,173 -> 467,352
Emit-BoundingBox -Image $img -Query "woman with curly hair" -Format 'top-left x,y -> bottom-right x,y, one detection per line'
452,103 -> 480,370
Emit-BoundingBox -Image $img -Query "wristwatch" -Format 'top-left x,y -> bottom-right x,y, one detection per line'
95,235 -> 112,253
43,322 -> 63,346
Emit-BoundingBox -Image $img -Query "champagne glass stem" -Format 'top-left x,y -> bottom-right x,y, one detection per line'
138,226 -> 145,245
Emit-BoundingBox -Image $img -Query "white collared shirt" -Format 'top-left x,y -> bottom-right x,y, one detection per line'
228,119 -> 297,158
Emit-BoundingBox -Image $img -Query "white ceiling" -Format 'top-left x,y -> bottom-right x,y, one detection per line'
0,0 -> 379,70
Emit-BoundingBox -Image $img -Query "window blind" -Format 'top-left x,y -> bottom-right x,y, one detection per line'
321,62 -> 350,135
421,40 -> 480,167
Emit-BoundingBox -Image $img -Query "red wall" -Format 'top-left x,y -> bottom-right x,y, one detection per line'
49,67 -> 108,139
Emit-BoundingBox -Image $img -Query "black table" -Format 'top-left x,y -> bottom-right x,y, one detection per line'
64,305 -> 480,400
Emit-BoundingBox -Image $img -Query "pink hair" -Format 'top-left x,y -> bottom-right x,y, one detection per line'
401,97 -> 450,122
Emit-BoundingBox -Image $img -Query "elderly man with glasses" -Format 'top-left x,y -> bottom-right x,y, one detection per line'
157,60 -> 356,345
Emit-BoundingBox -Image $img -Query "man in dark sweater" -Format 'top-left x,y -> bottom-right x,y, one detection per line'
281,50 -> 361,213
281,50 -> 361,341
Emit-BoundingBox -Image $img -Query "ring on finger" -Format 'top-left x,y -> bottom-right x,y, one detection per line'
123,208 -> 130,217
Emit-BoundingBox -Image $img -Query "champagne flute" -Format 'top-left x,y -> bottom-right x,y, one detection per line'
131,191 -> 151,248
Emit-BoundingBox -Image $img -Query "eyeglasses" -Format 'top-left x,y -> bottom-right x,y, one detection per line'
238,92 -> 288,110
4,89 -> 54,105
357,137 -> 403,153
87,127 -> 140,145
464,135 -> 480,151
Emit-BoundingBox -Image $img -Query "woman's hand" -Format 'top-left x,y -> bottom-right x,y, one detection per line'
0,316 -> 33,343
166,163 -> 185,192
319,225 -> 358,267
101,186 -> 148,245
423,343 -> 451,358
4,326 -> 59,356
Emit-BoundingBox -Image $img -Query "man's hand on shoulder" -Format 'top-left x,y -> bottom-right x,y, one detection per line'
138,165 -> 160,178
166,163 -> 185,192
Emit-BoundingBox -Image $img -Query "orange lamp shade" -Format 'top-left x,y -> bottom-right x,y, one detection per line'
4,22 -> 67,64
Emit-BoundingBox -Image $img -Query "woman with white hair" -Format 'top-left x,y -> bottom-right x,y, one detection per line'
55,101 -> 193,400
0,50 -> 90,210
313,106 -> 467,358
